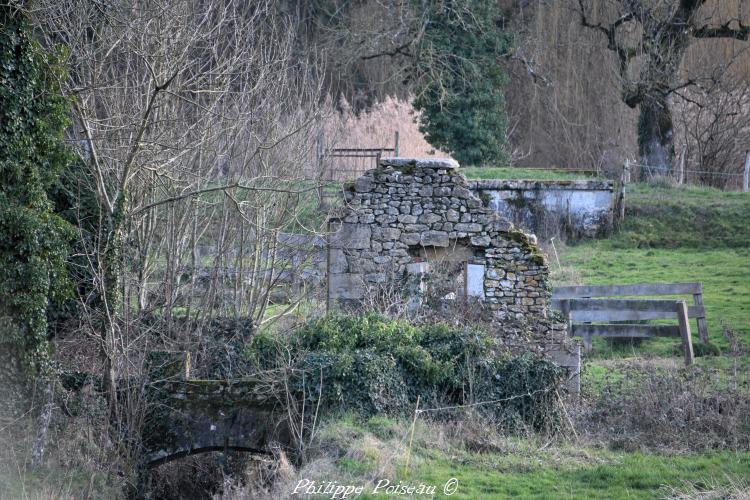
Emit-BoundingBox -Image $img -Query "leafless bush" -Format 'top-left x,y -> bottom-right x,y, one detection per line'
30,0 -> 331,416
674,74 -> 750,189
358,270 -> 412,320
578,361 -> 750,452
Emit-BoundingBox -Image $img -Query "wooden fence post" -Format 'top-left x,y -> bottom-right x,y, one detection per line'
316,133 -> 324,206
678,145 -> 686,185
676,301 -> 694,366
394,130 -> 400,157
623,159 -> 630,184
743,150 -> 750,193
560,299 -> 572,337
693,284 -> 709,343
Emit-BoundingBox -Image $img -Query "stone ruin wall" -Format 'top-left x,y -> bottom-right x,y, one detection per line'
326,157 -> 580,391
327,158 -> 551,322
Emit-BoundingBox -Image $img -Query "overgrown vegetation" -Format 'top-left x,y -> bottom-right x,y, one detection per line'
579,360 -> 750,452
248,313 -> 564,432
0,8 -> 74,373
213,413 -> 750,499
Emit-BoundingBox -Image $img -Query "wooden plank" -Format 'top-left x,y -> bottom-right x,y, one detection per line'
569,306 -> 704,322
676,301 -> 694,366
563,299 -> 702,322
552,298 -> 704,318
552,282 -> 702,299
572,324 -> 681,338
568,298 -> 682,312
552,299 -> 706,321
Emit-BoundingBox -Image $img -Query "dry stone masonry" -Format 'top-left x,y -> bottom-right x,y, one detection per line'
327,157 -> 550,321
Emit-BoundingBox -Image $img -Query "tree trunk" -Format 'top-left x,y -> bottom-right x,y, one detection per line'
30,378 -> 54,468
101,194 -> 127,413
638,95 -> 675,179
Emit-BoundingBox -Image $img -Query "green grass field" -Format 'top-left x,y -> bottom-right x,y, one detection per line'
414,448 -> 750,499
302,415 -> 750,500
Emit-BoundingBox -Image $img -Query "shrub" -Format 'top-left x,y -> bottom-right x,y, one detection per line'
247,313 -> 563,433
579,361 -> 750,451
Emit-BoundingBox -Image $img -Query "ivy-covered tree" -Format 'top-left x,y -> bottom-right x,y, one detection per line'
413,0 -> 513,166
0,7 -> 74,374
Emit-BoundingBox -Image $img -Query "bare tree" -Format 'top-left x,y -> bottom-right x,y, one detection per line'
574,0 -> 750,176
674,72 -> 750,188
32,0 -> 329,410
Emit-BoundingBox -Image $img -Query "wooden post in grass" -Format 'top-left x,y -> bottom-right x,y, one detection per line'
622,159 -> 631,184
693,283 -> 709,343
676,300 -> 694,366
678,145 -> 686,185
404,395 -> 420,475
743,150 -> 750,193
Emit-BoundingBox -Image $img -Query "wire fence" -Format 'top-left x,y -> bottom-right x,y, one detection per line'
630,163 -> 745,177
624,158 -> 750,192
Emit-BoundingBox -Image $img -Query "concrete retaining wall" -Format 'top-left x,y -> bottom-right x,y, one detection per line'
470,180 -> 614,240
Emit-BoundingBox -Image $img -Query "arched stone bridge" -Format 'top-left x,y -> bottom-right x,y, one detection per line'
142,377 -> 283,468
137,351 -> 287,468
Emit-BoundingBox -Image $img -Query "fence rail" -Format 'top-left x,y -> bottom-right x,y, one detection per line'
316,131 -> 399,183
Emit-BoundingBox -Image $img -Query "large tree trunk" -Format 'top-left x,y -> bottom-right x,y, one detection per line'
638,95 -> 675,178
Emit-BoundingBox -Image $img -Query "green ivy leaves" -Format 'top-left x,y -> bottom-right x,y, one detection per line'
0,8 -> 74,375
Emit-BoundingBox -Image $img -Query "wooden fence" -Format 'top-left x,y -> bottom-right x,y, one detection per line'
551,282 -> 709,365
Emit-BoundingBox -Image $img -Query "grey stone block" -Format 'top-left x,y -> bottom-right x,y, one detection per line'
400,232 -> 421,245
379,157 -> 460,170
328,273 -> 365,300
470,235 -> 491,247
328,248 -> 348,273
330,223 -> 371,249
374,227 -> 401,241
421,230 -> 449,247
455,223 -> 482,232
355,177 -> 374,192
418,213 -> 441,224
